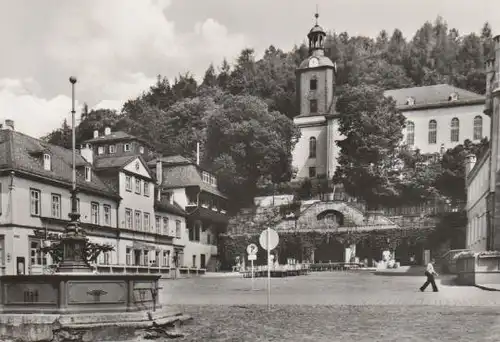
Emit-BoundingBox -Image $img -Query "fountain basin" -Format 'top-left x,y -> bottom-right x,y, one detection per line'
0,274 -> 190,341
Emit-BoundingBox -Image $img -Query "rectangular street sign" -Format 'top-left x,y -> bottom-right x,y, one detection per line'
248,254 -> 257,261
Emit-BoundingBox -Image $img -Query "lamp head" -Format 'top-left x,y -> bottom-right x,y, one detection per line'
69,76 -> 77,84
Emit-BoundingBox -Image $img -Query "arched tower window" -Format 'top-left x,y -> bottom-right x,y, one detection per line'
450,118 -> 459,142
428,120 -> 437,144
406,121 -> 415,146
309,77 -> 317,90
309,137 -> 317,158
474,116 -> 483,140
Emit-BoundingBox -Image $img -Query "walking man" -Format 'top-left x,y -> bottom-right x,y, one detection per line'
420,258 -> 439,292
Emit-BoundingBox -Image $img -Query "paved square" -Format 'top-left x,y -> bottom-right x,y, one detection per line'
159,272 -> 500,341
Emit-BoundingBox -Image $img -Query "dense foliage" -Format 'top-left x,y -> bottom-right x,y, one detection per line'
334,85 -> 406,209
42,17 -> 494,211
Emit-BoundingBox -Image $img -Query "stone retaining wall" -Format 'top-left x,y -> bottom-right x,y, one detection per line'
456,255 -> 500,285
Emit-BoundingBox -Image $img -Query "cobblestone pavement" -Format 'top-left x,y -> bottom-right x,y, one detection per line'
159,273 -> 500,341
160,272 -> 500,306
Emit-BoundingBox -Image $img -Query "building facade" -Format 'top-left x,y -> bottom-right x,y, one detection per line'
0,124 -> 221,276
385,84 -> 490,155
149,155 -> 229,271
465,35 -> 500,252
291,18 -> 491,181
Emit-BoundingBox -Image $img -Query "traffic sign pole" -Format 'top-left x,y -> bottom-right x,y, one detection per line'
251,259 -> 255,290
267,227 -> 271,311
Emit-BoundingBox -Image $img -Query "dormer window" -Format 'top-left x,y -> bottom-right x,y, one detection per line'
124,143 -> 131,152
448,92 -> 459,101
405,97 -> 415,106
98,146 -> 105,155
85,166 -> 91,182
202,171 -> 210,183
139,146 -> 144,154
109,145 -> 116,154
43,153 -> 51,171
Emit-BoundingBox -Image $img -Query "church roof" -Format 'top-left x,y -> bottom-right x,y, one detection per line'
298,55 -> 335,69
308,24 -> 325,35
384,84 -> 485,110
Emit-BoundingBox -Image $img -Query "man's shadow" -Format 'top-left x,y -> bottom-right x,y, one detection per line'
438,275 -> 461,286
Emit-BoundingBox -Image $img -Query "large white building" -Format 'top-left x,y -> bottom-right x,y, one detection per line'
0,123 -> 227,276
291,17 -> 490,181
465,35 -> 500,252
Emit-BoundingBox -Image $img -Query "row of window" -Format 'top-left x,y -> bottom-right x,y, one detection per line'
201,171 -> 217,187
406,116 -> 483,146
125,175 -> 150,196
27,241 -> 198,268
123,249 -> 206,269
30,189 -> 111,225
97,144 -> 144,155
125,248 -> 174,267
124,208 -> 181,237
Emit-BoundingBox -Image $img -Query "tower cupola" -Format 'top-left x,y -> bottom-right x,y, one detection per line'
307,12 -> 326,55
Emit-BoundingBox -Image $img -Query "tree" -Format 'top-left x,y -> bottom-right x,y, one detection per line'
41,119 -> 72,149
435,138 -> 489,204
160,96 -> 218,160
76,108 -> 123,142
334,85 -> 406,209
205,94 -> 300,209
216,58 -> 231,90
202,63 -> 218,88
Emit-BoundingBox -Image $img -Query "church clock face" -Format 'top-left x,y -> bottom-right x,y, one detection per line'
308,57 -> 319,68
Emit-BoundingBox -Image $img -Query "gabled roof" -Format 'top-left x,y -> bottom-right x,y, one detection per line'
148,155 -> 192,166
83,130 -> 152,147
150,155 -> 227,199
94,154 -> 153,178
94,155 -> 137,170
384,84 -> 484,110
154,200 -> 186,217
0,129 -> 119,198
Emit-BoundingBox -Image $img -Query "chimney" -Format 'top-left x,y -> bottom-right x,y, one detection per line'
93,130 -> 99,138
465,154 -> 477,179
494,35 -> 500,92
196,142 -> 200,165
156,159 -> 163,185
485,58 -> 495,115
104,127 -> 111,136
4,119 -> 14,130
80,143 -> 93,165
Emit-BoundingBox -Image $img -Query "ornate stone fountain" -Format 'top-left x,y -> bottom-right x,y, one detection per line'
0,77 -> 190,342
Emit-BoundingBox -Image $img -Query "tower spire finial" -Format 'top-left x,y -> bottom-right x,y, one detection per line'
315,5 -> 319,25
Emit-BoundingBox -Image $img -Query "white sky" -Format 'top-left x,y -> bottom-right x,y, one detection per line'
1,0 -> 498,137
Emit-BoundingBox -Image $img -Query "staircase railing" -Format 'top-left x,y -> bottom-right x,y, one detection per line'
440,249 -> 470,274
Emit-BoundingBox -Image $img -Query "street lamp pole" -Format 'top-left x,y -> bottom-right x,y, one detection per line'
70,76 -> 77,209
57,76 -> 91,273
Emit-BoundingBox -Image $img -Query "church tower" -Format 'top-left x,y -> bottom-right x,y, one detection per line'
291,13 -> 341,180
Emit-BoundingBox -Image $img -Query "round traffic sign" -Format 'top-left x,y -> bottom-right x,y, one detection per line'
247,243 -> 258,255
259,228 -> 279,251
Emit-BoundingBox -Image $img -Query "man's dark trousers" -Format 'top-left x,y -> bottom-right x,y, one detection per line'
420,271 -> 438,292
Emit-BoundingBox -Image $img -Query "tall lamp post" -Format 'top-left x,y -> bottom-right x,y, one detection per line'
57,76 -> 91,273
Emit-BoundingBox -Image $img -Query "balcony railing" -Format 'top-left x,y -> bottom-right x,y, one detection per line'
185,202 -> 228,216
